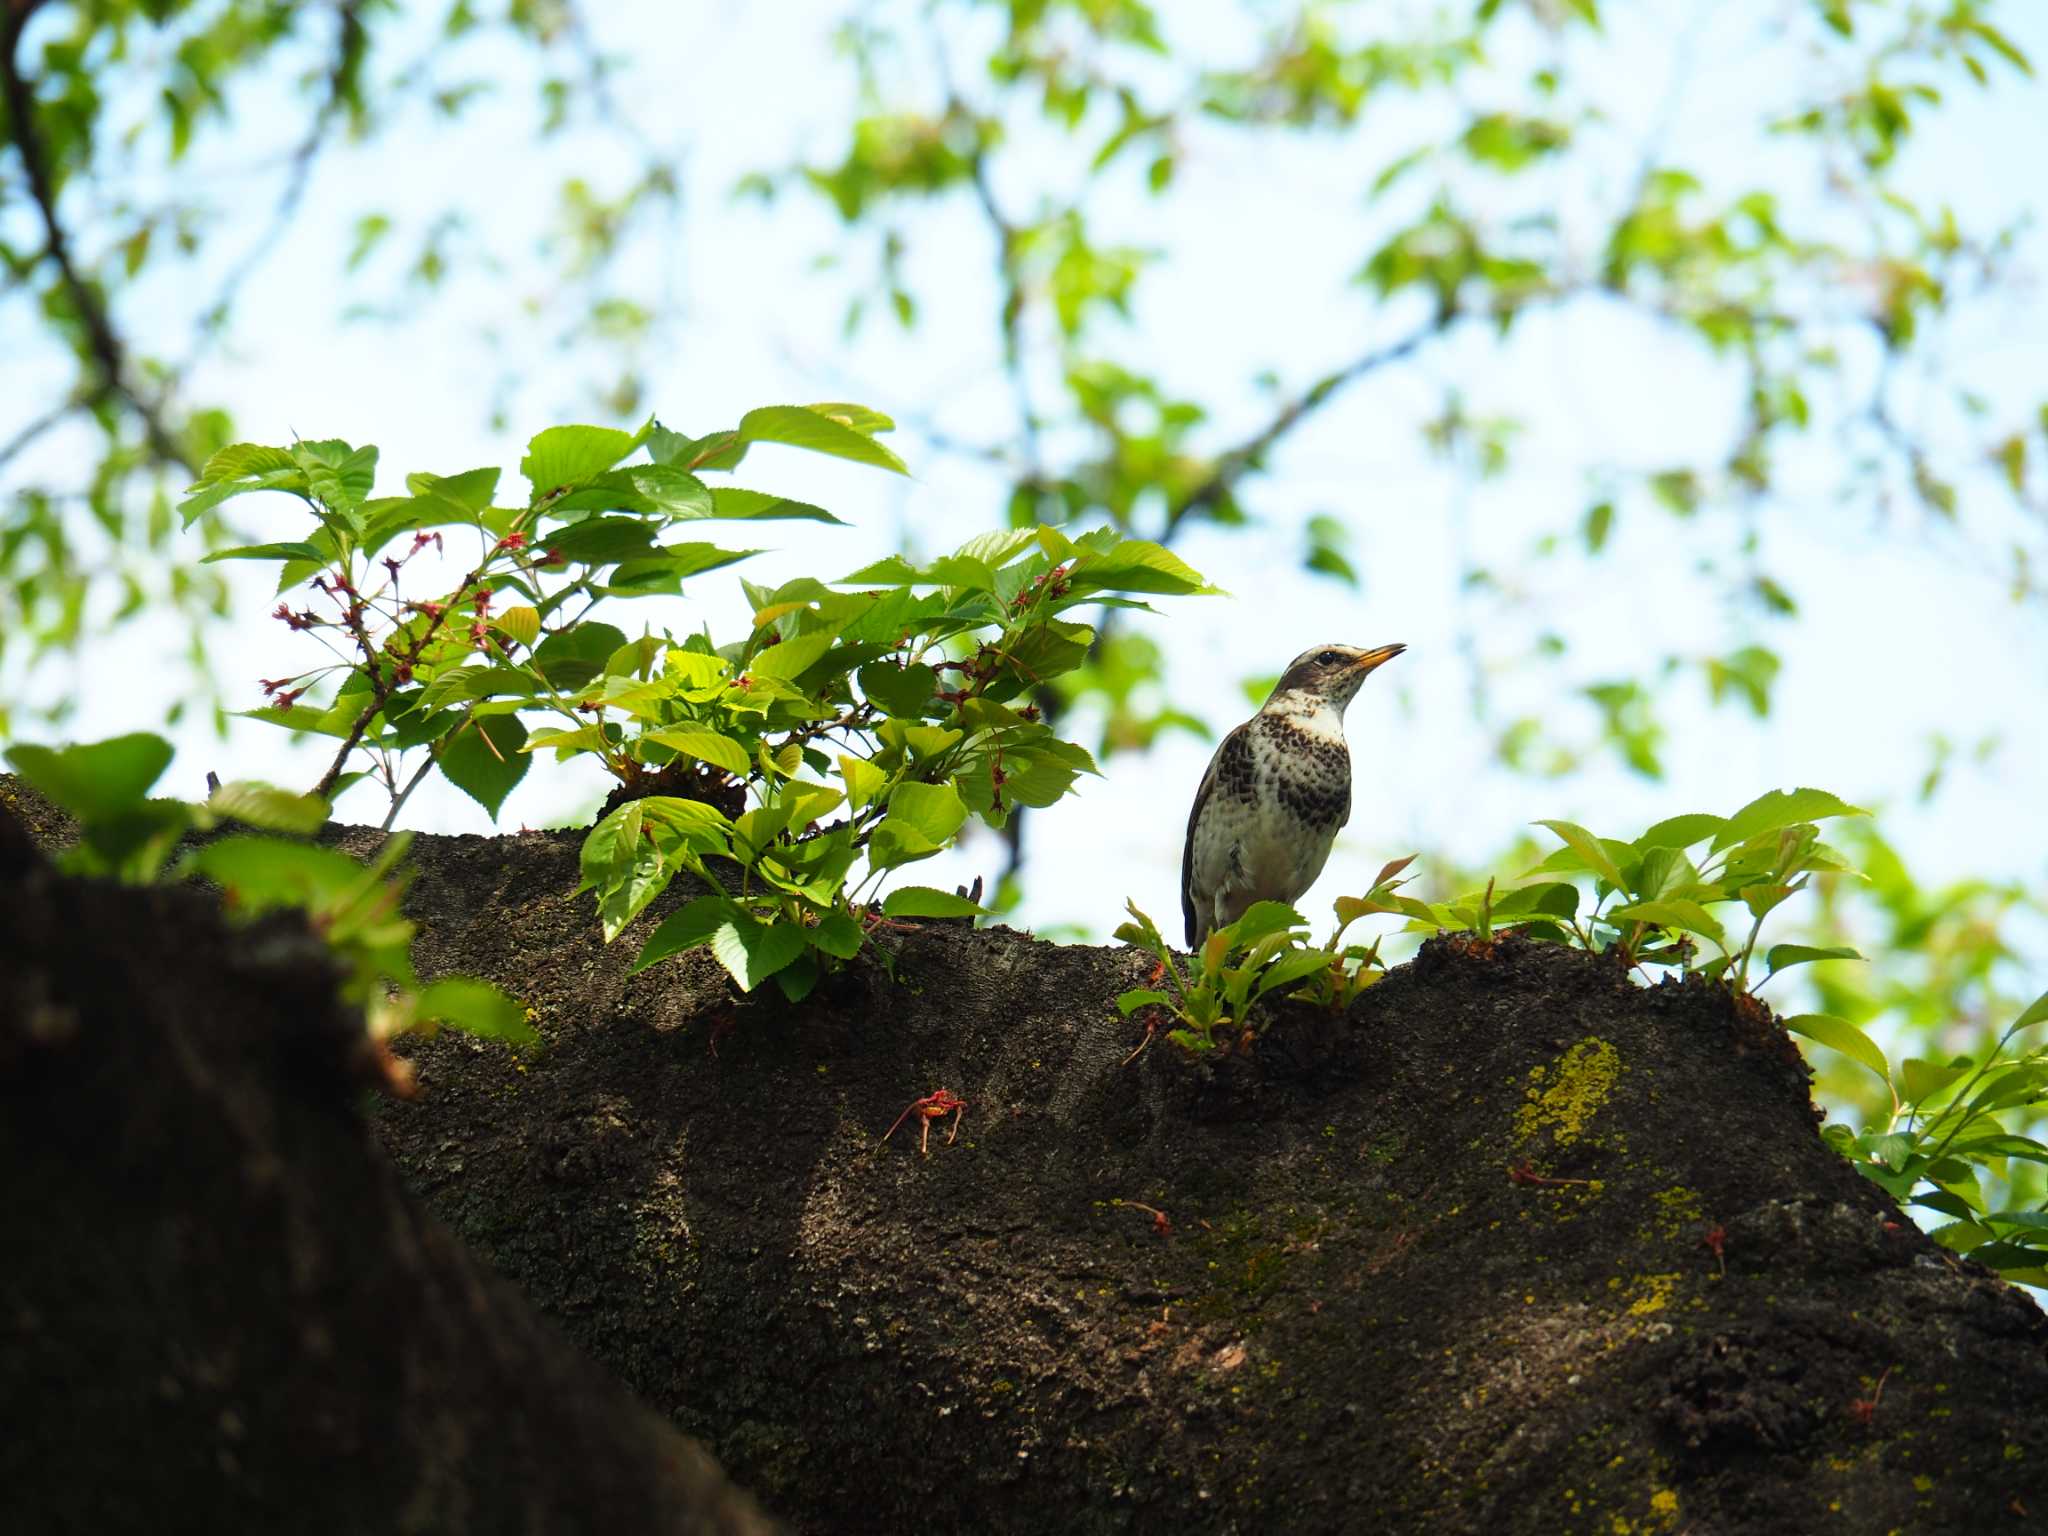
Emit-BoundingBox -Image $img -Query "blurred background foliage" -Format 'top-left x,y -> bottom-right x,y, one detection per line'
2,0 -> 2044,1183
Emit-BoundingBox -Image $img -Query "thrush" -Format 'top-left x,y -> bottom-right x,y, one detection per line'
1180,642 -> 1406,949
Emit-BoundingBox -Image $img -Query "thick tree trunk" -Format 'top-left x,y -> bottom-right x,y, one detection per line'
6,779 -> 2046,1534
0,795 -> 776,1535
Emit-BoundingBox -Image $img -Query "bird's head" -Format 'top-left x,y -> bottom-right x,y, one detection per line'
1262,642 -> 1406,717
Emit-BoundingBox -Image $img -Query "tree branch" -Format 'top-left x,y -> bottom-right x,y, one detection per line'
183,0 -> 366,357
1,0 -> 193,474
1158,319 -> 1446,547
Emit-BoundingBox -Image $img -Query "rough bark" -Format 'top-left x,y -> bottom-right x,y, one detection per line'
0,790 -> 778,1535
6,777 -> 2046,1534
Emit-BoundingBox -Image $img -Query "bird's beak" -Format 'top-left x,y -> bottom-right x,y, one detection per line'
1352,643 -> 1406,675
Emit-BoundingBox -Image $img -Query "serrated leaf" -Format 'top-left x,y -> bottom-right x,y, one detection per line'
809,908 -> 865,959
1783,1013 -> 1891,1084
750,632 -> 837,681
438,714 -> 529,820
294,440 -> 378,511
1634,813 -> 1725,850
645,728 -> 750,776
1534,818 -> 1626,888
882,886 -> 987,919
531,622 -> 628,689
737,405 -> 909,474
1117,988 -> 1173,1016
705,487 -> 845,524
881,781 -> 968,844
1765,943 -> 1864,976
5,733 -> 175,821
204,781 -> 330,834
631,895 -> 741,973
2013,988 -> 2048,1033
859,660 -> 937,717
183,835 -> 370,909
709,912 -> 811,990
200,541 -> 326,565
1712,788 -> 1868,851
839,754 -> 887,811
414,978 -> 537,1047
1608,899 -> 1726,949
1227,901 -> 1307,948
1065,538 -> 1219,597
522,422 -> 646,499
494,605 -> 541,647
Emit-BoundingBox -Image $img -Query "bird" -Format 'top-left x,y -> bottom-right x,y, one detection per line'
1180,642 -> 1406,949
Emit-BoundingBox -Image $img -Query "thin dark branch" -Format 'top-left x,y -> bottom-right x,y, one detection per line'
0,397 -> 69,474
178,0 -> 366,373
1160,319 -> 1447,546
964,140 -> 1044,479
2,0 -> 193,473
934,19 -> 1043,481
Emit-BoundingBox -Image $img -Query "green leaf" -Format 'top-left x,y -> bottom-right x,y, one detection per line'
882,781 -> 968,844
706,487 -> 845,524
708,912 -> 811,991
1901,1056 -> 1968,1106
750,632 -> 837,682
1257,948 -> 1338,996
645,728 -> 751,777
809,908 -> 865,959
737,405 -> 909,475
2012,988 -> 2048,1033
5,733 -> 175,821
804,401 -> 896,436
194,442 -> 298,484
204,781 -> 330,834
604,543 -> 760,594
294,440 -> 378,511
774,952 -> 821,1002
882,886 -> 987,919
184,836 -> 370,910
546,464 -> 712,518
1065,538 -> 1219,597
414,978 -> 537,1047
1533,818 -> 1627,888
1764,943 -> 1864,977
1783,1014 -> 1891,1085
859,661 -> 937,717
1226,901 -> 1306,948
522,422 -> 646,498
1608,899 -> 1727,949
839,754 -> 887,811
1634,813 -> 1724,850
1117,988 -> 1173,1016
543,517 -> 659,564
406,465 -> 501,513
438,714 -> 529,820
631,895 -> 740,973
533,622 -> 629,689
180,444 -> 309,525
1712,788 -> 1868,851
200,541 -> 326,565
494,605 -> 541,648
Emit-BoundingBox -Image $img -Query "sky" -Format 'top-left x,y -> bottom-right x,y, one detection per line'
3,0 -> 2046,982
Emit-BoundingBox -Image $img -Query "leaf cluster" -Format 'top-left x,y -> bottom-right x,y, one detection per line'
189,403 -> 1217,998
1823,990 -> 2048,1288
2,733 -> 529,1049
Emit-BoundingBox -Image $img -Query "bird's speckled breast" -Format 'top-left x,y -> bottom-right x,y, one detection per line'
1253,714 -> 1351,829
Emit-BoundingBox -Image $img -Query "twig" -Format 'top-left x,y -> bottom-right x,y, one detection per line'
1,0 -> 193,472
181,1 -> 366,364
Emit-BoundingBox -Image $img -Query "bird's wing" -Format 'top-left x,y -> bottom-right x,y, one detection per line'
1181,720 -> 1250,949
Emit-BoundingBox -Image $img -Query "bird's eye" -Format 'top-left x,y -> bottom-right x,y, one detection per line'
1315,650 -> 1341,666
